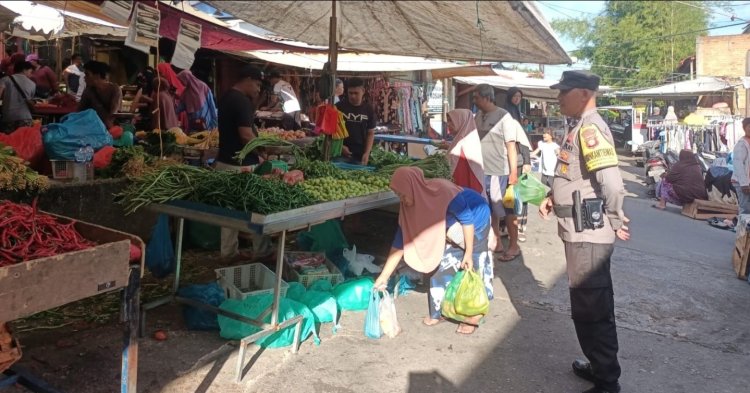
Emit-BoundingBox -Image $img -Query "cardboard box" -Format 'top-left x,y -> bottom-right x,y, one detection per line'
731,214 -> 750,279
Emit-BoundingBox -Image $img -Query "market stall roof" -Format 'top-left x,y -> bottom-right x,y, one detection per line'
37,1 -> 316,52
454,72 -> 564,101
615,77 -> 738,99
204,1 -> 572,64
240,50 -> 469,72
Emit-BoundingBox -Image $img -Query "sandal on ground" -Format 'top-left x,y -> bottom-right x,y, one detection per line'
456,321 -> 479,335
496,250 -> 521,262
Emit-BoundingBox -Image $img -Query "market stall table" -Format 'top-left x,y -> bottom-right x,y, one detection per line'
0,214 -> 144,393
143,190 -> 399,382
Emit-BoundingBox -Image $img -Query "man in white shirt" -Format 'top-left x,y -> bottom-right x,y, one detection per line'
264,69 -> 300,129
473,83 -> 524,261
732,118 -> 750,214
63,54 -> 85,101
532,131 -> 561,187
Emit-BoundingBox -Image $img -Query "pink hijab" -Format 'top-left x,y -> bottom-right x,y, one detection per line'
177,70 -> 210,113
447,109 -> 485,194
157,63 -> 185,96
390,167 -> 462,273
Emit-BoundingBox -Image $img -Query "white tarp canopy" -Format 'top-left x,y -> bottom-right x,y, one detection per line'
241,50 -> 467,72
615,77 -> 737,98
0,1 -> 126,40
205,1 -> 571,64
454,71 -> 563,101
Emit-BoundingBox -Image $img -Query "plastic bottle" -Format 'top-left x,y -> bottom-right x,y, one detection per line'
73,143 -> 86,182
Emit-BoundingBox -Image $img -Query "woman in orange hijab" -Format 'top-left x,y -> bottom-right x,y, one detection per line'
374,167 -> 493,335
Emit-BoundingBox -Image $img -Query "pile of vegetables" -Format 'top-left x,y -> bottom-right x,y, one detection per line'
301,176 -> 390,202
375,153 -> 451,179
0,144 -> 48,193
235,136 -> 302,164
117,165 -> 314,214
368,146 -> 413,169
259,127 -> 307,141
0,200 -> 95,266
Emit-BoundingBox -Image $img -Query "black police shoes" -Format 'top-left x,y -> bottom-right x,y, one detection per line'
572,359 -> 597,383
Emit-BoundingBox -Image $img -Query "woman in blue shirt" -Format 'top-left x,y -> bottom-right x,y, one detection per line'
374,167 -> 493,335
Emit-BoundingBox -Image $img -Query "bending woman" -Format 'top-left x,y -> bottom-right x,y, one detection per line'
374,167 -> 493,335
654,149 -> 708,209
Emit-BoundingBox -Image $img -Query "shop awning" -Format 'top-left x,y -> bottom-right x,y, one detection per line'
615,77 -> 738,99
0,1 -> 126,40
454,72 -> 563,101
37,1 -> 316,52
239,50 -> 471,72
204,1 -> 572,64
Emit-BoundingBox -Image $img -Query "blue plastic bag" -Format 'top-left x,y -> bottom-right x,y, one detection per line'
177,282 -> 225,330
42,109 -> 112,160
145,214 -> 175,279
364,291 -> 382,339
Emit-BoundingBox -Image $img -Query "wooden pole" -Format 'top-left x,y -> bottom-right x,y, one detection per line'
322,0 -> 338,162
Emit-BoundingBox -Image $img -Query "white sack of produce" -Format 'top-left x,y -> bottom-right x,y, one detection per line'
344,245 -> 381,276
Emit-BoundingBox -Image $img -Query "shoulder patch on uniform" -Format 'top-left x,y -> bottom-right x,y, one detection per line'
579,123 -> 618,171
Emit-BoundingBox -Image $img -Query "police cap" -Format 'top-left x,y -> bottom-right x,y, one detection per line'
550,70 -> 600,91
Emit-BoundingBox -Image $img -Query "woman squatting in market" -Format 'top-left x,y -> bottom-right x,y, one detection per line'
373,167 -> 493,335
653,149 -> 708,210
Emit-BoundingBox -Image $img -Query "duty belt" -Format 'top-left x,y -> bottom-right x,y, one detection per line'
553,205 -> 573,218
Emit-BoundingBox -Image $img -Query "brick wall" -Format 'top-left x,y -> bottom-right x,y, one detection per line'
696,34 -> 750,115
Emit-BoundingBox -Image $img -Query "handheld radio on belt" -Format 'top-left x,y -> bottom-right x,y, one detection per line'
573,190 -> 605,233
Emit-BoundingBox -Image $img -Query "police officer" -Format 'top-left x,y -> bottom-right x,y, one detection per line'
539,71 -> 629,393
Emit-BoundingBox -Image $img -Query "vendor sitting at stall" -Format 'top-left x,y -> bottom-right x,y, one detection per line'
336,77 -> 377,165
151,77 -> 180,131
374,167 -> 493,335
653,149 -> 708,210
216,65 -> 272,261
27,54 -> 57,99
0,60 -> 35,133
78,61 -> 122,129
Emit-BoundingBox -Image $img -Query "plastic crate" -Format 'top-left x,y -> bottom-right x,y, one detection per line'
284,251 -> 344,288
50,160 -> 74,180
215,263 -> 288,300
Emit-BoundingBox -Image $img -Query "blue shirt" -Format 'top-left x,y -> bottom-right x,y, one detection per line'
392,188 -> 490,249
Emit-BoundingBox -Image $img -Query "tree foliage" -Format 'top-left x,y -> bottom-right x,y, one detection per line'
551,1 -> 714,88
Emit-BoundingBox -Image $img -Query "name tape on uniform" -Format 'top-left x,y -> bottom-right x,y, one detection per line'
579,124 -> 617,172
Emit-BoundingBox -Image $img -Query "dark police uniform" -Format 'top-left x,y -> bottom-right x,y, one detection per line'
549,71 -> 626,393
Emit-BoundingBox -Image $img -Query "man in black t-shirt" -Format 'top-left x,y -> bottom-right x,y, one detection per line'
217,66 -> 263,167
336,77 -> 377,165
216,65 -> 271,261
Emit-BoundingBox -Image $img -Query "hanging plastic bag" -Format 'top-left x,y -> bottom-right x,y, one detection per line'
516,173 -> 547,206
177,282 -> 225,331
218,294 -> 319,348
441,270 -> 466,322
145,214 -> 175,279
379,291 -> 401,338
364,291 -> 382,339
454,268 -> 490,317
332,276 -> 374,311
514,186 -> 524,216
42,109 -> 112,160
502,184 -> 515,209
343,245 -> 382,276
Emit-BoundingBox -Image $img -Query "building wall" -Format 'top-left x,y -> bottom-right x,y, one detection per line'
696,34 -> 750,116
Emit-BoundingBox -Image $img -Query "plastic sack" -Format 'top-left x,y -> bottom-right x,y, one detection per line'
516,173 -> 547,206
177,282 -> 225,330
300,290 -> 339,328
332,276 -> 374,311
185,220 -> 220,251
0,123 -> 44,170
454,268 -> 490,317
343,245 -> 382,276
218,294 -> 319,348
379,291 -> 401,338
502,184 -> 515,209
42,109 -> 112,160
441,270 -> 466,322
145,214 -> 175,279
364,291 -> 381,339
286,282 -> 307,302
297,220 -> 349,258
309,279 -> 333,292
93,146 -> 115,169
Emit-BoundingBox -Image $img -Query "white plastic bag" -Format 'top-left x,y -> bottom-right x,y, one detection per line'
344,245 -> 382,276
379,291 -> 401,338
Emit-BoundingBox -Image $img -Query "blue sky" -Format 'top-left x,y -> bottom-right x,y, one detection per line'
533,0 -> 750,81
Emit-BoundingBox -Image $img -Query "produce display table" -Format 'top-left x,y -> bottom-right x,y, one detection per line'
0,214 -> 144,393
374,134 -> 437,145
144,191 -> 398,382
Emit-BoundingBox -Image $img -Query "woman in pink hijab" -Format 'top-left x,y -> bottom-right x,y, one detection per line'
445,109 -> 485,194
374,167 -> 493,335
